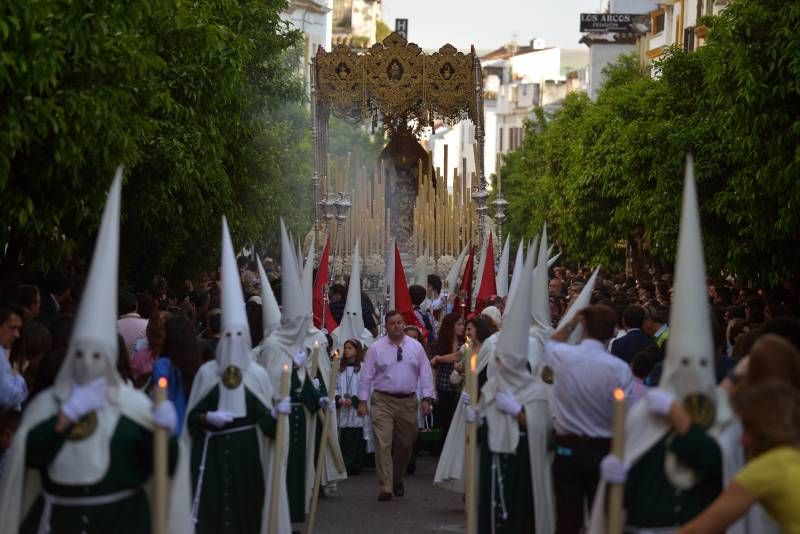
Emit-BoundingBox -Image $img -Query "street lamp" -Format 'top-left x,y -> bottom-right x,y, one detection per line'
492,194 -> 509,258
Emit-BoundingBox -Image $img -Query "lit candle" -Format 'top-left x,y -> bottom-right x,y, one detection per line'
607,388 -> 626,533
465,352 -> 478,534
268,364 -> 291,534
152,377 -> 168,534
306,351 -> 341,534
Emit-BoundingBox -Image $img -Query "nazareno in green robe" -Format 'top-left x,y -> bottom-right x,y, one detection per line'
477,418 -> 535,534
21,414 -> 178,534
187,386 -> 277,534
287,366 -> 325,523
624,424 -> 722,528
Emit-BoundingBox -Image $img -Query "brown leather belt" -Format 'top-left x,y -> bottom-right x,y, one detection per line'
375,390 -> 415,399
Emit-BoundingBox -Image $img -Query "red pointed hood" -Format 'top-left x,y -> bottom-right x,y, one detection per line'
313,236 -> 338,332
393,243 -> 425,331
474,235 -> 497,314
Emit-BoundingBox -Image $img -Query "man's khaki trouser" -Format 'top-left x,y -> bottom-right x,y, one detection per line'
370,391 -> 418,493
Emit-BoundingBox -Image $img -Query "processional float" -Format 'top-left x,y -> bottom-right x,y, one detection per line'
311,34 -> 499,293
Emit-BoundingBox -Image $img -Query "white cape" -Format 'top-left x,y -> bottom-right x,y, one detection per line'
434,333 -> 496,493
0,385 -> 192,534
183,361 -> 290,534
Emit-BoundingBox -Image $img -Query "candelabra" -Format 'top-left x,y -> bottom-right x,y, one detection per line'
328,191 -> 352,286
492,194 -> 509,259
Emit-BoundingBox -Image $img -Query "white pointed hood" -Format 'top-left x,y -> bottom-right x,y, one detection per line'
495,235 -> 511,298
332,241 -> 374,350
547,251 -> 562,268
446,244 -> 470,294
507,236 -> 535,313
302,234 -> 316,316
257,254 -> 280,339
414,246 -> 429,287
658,154 -> 716,403
265,219 -> 310,356
495,244 -> 535,371
214,216 -> 252,416
531,225 -> 552,330
55,167 -> 123,398
558,266 -> 600,344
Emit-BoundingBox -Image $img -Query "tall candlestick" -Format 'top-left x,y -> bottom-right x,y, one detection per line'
153,377 -> 168,534
608,388 -> 626,534
310,340 -> 320,379
306,351 -> 341,534
465,353 -> 478,534
268,364 -> 291,534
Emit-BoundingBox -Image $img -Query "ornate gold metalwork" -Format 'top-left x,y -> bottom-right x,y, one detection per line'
683,393 -> 716,428
314,33 -> 481,128
221,365 -> 243,389
68,412 -> 98,441
541,365 -> 554,385
425,43 -> 475,122
315,43 -> 365,120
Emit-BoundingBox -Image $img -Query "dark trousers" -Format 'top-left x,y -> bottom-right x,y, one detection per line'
435,388 -> 459,450
552,435 -> 611,534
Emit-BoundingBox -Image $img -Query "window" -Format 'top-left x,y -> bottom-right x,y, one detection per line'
683,27 -> 695,51
653,12 -> 665,33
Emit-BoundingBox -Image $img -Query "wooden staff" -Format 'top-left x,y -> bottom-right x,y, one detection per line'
310,340 -> 320,380
153,377 -> 168,534
306,351 -> 341,534
268,364 -> 291,534
465,353 -> 478,534
608,388 -> 626,533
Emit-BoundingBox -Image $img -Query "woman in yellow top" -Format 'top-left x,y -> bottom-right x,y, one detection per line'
680,380 -> 800,533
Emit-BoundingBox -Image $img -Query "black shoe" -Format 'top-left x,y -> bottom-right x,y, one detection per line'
378,492 -> 393,501
393,482 -> 405,497
406,460 -> 416,475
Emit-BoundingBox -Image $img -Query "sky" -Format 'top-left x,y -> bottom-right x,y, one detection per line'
382,0 -> 602,52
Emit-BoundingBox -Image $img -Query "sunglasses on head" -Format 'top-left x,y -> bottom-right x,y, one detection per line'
396,345 -> 403,362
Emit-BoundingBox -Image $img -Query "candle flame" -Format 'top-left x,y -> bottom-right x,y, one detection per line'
283,364 -> 289,372
158,377 -> 168,389
314,340 -> 319,348
470,354 -> 477,373
614,388 -> 625,401
333,349 -> 340,360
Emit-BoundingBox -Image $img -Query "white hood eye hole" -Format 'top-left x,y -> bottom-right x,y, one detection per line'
699,359 -> 708,367
225,332 -> 232,337
93,352 -> 101,360
76,351 -> 84,359
681,357 -> 690,366
237,331 -> 242,336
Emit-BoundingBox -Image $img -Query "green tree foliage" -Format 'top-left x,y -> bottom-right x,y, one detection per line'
501,0 -> 800,284
0,0 -> 312,286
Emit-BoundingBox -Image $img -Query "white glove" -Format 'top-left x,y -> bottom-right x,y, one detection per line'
319,397 -> 330,411
495,391 -> 522,416
465,405 -> 480,424
312,378 -> 321,390
206,410 -> 236,428
600,454 -> 627,484
61,378 -> 107,422
460,391 -> 471,406
646,389 -> 676,416
153,400 -> 177,433
271,396 -> 291,417
293,349 -> 306,368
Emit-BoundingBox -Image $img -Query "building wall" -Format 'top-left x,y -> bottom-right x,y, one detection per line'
282,0 -> 332,89
588,42 -> 637,99
509,48 -> 562,83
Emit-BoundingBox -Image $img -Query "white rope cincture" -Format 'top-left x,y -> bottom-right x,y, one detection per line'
491,452 -> 509,533
190,424 -> 256,523
38,488 -> 138,534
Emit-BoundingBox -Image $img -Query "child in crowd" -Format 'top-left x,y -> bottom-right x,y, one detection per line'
336,339 -> 367,475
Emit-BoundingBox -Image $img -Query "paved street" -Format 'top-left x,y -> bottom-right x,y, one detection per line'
315,453 -> 466,534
